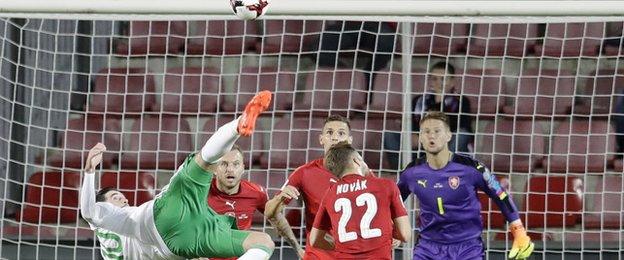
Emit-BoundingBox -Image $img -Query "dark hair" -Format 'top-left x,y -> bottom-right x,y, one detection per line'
324,115 -> 351,131
96,187 -> 119,202
324,141 -> 357,177
420,111 -> 451,129
430,61 -> 455,75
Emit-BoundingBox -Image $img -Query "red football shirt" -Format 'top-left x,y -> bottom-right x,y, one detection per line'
282,158 -> 338,259
313,174 -> 407,260
208,179 -> 268,230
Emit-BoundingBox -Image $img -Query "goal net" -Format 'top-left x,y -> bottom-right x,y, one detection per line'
1,1 -> 623,259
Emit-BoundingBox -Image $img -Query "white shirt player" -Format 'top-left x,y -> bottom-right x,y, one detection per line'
79,173 -> 183,260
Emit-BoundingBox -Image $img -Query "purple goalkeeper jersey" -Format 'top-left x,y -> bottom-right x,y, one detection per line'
398,153 -> 519,244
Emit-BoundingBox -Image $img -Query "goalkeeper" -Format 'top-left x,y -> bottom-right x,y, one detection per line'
80,91 -> 274,260
397,111 -> 534,260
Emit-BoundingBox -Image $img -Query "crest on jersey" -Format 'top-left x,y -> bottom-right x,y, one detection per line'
448,176 -> 460,190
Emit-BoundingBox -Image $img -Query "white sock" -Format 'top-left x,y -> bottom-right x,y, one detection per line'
237,248 -> 270,260
200,118 -> 240,164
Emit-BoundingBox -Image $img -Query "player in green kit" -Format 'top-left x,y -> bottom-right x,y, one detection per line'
80,91 -> 275,260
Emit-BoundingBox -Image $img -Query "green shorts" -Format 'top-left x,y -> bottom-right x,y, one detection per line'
153,154 -> 250,259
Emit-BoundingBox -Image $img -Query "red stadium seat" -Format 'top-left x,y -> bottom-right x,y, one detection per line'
544,118 -> 616,173
160,67 -> 221,115
47,115 -> 121,169
256,20 -> 323,54
502,69 -> 575,117
476,119 -> 545,173
615,158 -> 623,172
564,230 -> 623,243
534,22 -> 604,57
120,115 -> 193,169
259,116 -> 324,169
200,115 -> 264,164
115,21 -> 186,55
16,171 -> 81,223
187,20 -> 258,55
100,171 -> 155,206
350,117 -> 401,170
468,23 -> 539,56
223,66 -> 296,113
296,69 -> 368,114
585,175 -> 623,228
88,68 -> 157,116
521,176 -> 583,228
369,68 -> 426,118
412,23 -> 468,55
461,68 -> 506,117
576,69 -> 624,116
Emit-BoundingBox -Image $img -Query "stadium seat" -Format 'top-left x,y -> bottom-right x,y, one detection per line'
369,68 -> 426,118
564,230 -> 623,243
544,118 -> 616,173
296,69 -> 368,114
114,21 -> 186,55
100,171 -> 156,206
120,115 -> 193,169
461,68 -> 506,117
223,66 -> 296,113
350,117 -> 401,170
256,20 -> 323,54
468,23 -> 538,56
615,158 -> 623,172
412,23 -> 468,55
88,67 -> 157,116
16,171 -> 81,223
534,22 -> 605,57
521,176 -> 583,228
47,115 -> 121,169
575,69 -> 624,116
200,115 -> 264,164
160,67 -> 221,115
584,175 -> 623,228
259,116 -> 324,169
186,20 -> 258,55
502,69 -> 575,117
475,119 -> 545,173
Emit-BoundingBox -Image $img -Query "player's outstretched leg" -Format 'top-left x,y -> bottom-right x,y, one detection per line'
238,90 -> 272,137
238,231 -> 275,260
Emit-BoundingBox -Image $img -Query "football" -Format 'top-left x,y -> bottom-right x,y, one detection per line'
230,0 -> 269,20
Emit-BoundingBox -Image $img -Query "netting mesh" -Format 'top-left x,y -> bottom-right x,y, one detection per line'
0,16 -> 623,259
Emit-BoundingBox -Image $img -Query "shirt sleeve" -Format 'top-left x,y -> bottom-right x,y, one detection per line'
80,172 -> 139,237
388,180 -> 408,219
473,162 -> 520,223
312,196 -> 331,231
397,169 -> 412,201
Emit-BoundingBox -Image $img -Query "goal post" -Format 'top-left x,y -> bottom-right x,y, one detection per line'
1,1 -> 624,259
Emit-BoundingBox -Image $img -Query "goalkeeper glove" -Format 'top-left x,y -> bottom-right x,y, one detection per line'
508,221 -> 534,259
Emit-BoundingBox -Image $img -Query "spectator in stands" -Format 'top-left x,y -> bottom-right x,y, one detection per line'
384,61 -> 474,169
614,89 -> 624,157
317,21 -> 396,87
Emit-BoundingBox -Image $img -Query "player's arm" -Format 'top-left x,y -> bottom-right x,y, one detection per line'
80,143 -> 138,237
392,216 -> 411,242
310,200 -> 334,250
264,182 -> 304,258
474,162 -> 533,260
397,165 -> 414,201
389,180 -> 411,242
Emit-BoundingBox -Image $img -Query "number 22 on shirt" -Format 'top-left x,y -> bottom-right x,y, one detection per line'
334,192 -> 382,243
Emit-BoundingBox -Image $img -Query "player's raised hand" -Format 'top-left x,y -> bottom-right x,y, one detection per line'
279,185 -> 300,201
391,238 -> 401,248
508,221 -> 534,259
84,142 -> 106,173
